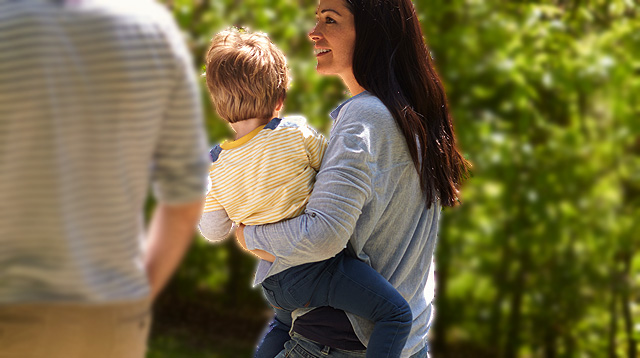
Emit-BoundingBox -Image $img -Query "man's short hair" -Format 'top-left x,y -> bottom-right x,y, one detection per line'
205,29 -> 290,123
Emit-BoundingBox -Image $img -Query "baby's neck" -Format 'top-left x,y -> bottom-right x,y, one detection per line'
230,117 -> 273,140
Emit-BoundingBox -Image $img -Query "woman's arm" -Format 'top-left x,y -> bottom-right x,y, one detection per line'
236,224 -> 275,262
244,128 -> 374,266
200,210 -> 276,262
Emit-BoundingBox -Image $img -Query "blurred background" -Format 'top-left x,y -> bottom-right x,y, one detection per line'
148,0 -> 640,357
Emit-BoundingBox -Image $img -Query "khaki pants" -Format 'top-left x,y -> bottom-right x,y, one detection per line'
0,297 -> 151,358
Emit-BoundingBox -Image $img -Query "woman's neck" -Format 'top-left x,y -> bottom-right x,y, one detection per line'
341,73 -> 366,96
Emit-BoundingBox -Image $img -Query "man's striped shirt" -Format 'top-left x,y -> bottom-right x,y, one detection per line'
0,0 -> 209,304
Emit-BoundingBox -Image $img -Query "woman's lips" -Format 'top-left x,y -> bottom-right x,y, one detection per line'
314,48 -> 331,57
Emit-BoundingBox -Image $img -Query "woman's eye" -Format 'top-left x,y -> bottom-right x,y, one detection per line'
325,17 -> 336,24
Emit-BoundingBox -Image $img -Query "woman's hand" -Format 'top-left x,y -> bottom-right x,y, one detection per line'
236,224 -> 276,263
235,223 -> 248,249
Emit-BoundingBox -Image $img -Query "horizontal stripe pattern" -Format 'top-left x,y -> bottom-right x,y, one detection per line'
0,0 -> 209,304
204,117 -> 328,226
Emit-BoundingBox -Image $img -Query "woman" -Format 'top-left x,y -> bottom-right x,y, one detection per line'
237,0 -> 469,356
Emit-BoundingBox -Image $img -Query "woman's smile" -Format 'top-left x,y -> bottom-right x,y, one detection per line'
308,0 -> 356,79
314,48 -> 332,57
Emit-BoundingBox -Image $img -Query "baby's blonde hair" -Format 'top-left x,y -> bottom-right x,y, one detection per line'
205,28 -> 289,123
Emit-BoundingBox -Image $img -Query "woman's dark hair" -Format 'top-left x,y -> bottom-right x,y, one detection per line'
345,0 -> 469,208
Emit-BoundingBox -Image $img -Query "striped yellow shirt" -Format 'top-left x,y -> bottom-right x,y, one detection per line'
204,116 -> 327,226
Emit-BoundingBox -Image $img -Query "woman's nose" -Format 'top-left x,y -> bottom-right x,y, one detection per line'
308,24 -> 321,42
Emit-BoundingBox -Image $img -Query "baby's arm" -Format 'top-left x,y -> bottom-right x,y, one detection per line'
200,211 -> 275,263
200,170 -> 233,241
201,180 -> 274,260
198,210 -> 233,242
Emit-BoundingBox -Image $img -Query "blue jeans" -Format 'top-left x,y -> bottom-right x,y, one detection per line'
254,251 -> 412,358
273,333 -> 430,358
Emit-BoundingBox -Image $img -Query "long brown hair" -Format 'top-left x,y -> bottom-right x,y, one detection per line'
345,0 -> 469,207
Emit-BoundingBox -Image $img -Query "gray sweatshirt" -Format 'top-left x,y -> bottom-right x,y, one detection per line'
245,91 -> 441,357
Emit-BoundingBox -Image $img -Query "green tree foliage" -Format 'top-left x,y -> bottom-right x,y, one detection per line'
155,1 -> 639,357
423,2 -> 639,357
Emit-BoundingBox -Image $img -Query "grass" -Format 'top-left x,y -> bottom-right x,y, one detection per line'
147,289 -> 269,358
148,333 -> 253,358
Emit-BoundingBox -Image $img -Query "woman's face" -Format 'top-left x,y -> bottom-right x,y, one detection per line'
308,0 -> 356,78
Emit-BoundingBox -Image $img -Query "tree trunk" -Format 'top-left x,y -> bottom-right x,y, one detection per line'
431,253 -> 450,357
620,253 -> 637,358
224,238 -> 243,305
503,254 -> 528,358
489,239 -> 511,358
543,327 -> 557,358
488,209 -> 521,358
608,269 -> 619,358
563,334 -> 576,358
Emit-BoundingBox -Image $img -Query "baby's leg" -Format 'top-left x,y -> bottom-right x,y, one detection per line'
306,253 -> 413,358
254,308 -> 291,358
254,284 -> 293,358
264,252 -> 412,357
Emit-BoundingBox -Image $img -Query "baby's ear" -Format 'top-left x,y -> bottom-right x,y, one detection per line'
275,95 -> 285,112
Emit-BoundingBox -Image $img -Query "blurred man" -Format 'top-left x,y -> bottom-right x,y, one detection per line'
0,0 -> 209,357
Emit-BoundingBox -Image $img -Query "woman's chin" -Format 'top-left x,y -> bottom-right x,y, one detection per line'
315,66 -> 336,76
315,66 -> 329,75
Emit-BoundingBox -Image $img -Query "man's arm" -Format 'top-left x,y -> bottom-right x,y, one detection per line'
145,11 -> 209,300
144,199 -> 204,300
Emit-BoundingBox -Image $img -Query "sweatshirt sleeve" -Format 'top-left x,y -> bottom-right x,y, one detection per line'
244,116 -> 374,267
200,172 -> 232,241
198,210 -> 233,242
